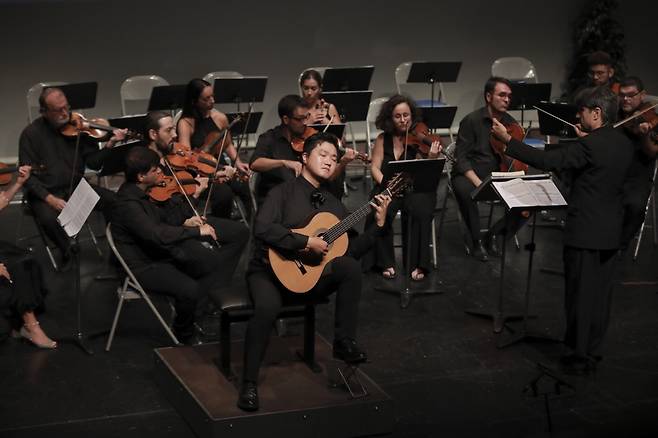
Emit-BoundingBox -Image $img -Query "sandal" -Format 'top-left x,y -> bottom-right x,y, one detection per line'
411,269 -> 425,281
382,267 -> 397,279
20,321 -> 57,350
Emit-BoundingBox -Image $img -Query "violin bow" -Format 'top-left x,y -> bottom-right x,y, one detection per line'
613,103 -> 658,128
532,105 -> 578,130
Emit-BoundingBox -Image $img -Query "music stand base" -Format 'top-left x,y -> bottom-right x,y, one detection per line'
464,308 -> 524,334
497,330 -> 561,349
374,284 -> 443,309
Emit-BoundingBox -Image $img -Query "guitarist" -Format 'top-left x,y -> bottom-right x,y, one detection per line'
237,132 -> 391,412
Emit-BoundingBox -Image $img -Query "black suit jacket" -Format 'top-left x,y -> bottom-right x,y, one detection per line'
506,126 -> 633,250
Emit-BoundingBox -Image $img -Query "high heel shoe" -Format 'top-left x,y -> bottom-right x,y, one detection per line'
20,322 -> 57,349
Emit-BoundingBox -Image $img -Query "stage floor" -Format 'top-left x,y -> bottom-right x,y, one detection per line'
1,177 -> 658,437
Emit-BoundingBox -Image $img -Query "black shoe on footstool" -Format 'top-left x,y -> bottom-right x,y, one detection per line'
237,381 -> 259,411
333,338 -> 368,364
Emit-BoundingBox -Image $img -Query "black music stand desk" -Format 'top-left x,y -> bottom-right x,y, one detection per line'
214,76 -> 268,110
322,66 -> 374,92
46,82 -> 98,110
375,158 -> 445,309
407,62 -> 462,106
509,83 -> 552,125
148,85 -> 186,112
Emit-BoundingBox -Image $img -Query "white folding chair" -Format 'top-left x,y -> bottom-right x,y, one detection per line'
491,57 -> 538,82
105,223 -> 180,351
26,81 -> 68,123
120,75 -> 169,116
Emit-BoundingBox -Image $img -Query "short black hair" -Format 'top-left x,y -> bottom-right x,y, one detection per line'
302,132 -> 339,155
484,76 -> 512,101
620,76 -> 644,92
574,86 -> 618,125
587,51 -> 613,67
278,94 -> 308,119
143,111 -> 171,140
125,146 -> 159,183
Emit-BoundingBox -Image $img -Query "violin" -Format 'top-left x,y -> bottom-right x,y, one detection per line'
147,170 -> 199,203
490,121 -> 528,172
167,143 -> 219,177
0,163 -> 46,185
291,126 -> 318,153
60,112 -> 141,140
200,115 -> 243,156
405,122 -> 443,158
615,102 -> 658,133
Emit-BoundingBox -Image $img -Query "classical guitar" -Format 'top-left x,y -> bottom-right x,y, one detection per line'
268,173 -> 410,293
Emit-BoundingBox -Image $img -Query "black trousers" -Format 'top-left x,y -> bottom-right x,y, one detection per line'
26,185 -> 117,255
563,246 -> 618,358
200,183 -> 235,219
242,256 -> 361,383
451,171 -> 524,244
0,241 -> 48,338
368,191 -> 436,273
135,218 -> 249,337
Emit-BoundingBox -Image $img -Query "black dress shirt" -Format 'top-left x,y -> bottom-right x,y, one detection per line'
249,124 -> 300,202
452,107 -> 516,176
18,117 -> 109,199
110,183 -> 200,272
506,125 -> 634,250
249,175 -> 383,272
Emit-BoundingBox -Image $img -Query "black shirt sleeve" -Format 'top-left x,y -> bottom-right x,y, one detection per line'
454,116 -> 477,175
18,128 -> 49,200
253,185 -> 308,251
506,138 -> 588,172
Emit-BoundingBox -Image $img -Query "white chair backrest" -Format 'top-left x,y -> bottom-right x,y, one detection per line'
26,81 -> 68,123
298,66 -> 329,94
120,75 -> 169,116
203,71 -> 244,86
394,62 -> 413,94
491,57 -> 538,83
366,97 -> 388,152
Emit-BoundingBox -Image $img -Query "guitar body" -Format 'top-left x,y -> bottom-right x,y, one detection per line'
268,212 -> 349,293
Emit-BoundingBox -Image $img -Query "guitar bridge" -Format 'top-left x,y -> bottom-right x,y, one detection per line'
294,259 -> 307,275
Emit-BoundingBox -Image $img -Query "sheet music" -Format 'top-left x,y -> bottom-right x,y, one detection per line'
492,178 -> 567,209
57,178 -> 100,237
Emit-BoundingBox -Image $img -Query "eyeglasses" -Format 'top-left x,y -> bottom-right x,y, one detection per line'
588,70 -> 609,78
290,114 -> 310,122
619,90 -> 642,99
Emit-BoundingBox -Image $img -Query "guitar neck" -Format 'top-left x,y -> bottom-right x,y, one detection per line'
322,188 -> 391,244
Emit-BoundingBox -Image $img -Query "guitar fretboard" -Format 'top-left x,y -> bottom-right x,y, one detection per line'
322,188 -> 391,244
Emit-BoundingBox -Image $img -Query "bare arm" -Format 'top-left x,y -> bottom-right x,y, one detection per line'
370,135 -> 385,185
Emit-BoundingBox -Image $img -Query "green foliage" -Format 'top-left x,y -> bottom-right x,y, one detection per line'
564,0 -> 627,99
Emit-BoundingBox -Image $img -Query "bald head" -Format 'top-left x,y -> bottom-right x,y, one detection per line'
39,88 -> 70,127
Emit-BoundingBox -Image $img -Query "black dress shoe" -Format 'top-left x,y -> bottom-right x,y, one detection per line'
472,240 -> 488,262
486,234 -> 501,257
237,381 -> 259,411
333,338 -> 367,364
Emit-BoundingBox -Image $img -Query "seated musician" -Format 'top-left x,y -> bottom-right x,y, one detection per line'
491,86 -> 634,374
18,87 -> 126,269
250,95 -> 356,205
176,78 -> 252,219
617,76 -> 658,248
110,146 -> 248,345
450,77 -> 525,261
586,51 -> 620,94
367,94 -> 441,281
0,166 -> 56,349
300,69 -> 341,125
237,132 -> 391,411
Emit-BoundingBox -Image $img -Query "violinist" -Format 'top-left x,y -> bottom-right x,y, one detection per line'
617,77 -> 658,248
18,87 -> 127,269
450,77 -> 524,261
110,146 -> 248,345
177,79 -> 251,219
0,165 -> 56,349
586,51 -> 620,94
491,86 -> 633,374
366,94 -> 441,281
300,69 -> 341,125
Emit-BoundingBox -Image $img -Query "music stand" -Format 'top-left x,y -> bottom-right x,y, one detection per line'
535,102 -> 578,138
322,66 -> 374,92
97,140 -> 144,177
323,91 -> 373,150
108,114 -> 147,133
308,123 -> 346,139
375,158 -> 446,309
213,76 -> 267,111
46,82 -> 98,110
407,62 -> 462,107
147,85 -> 186,112
509,83 -> 552,125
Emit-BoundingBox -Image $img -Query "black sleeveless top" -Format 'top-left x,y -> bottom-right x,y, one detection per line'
379,133 -> 415,186
188,116 -> 220,150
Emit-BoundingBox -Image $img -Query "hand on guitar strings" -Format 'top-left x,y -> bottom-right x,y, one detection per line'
305,236 -> 329,256
371,193 -> 392,227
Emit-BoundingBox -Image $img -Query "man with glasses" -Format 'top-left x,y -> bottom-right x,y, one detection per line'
586,51 -> 620,95
617,76 -> 658,247
451,76 -> 524,261
249,95 -> 312,206
18,87 -> 125,269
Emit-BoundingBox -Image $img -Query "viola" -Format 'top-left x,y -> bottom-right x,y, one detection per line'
60,112 -> 141,141
147,170 -> 199,203
490,121 -> 528,172
405,122 -> 443,158
200,115 -> 243,156
615,102 -> 658,132
291,126 -> 318,153
167,143 -> 219,177
0,163 -> 46,185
